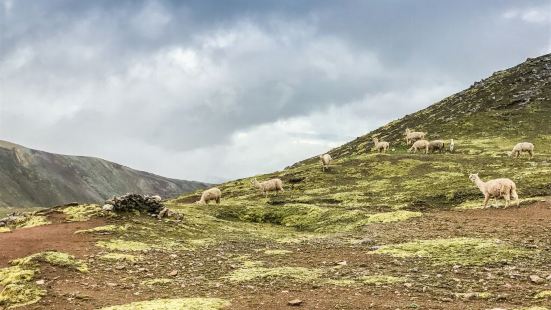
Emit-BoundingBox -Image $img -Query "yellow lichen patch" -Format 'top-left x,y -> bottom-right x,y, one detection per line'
62,204 -> 102,222
100,253 -> 140,262
366,210 -> 422,223
15,215 -> 50,228
12,251 -> 89,273
358,275 -> 406,286
455,292 -> 493,299
534,290 -> 551,299
96,239 -> 152,252
98,298 -> 230,310
75,224 -> 129,234
0,227 -> 10,233
141,278 -> 173,286
263,249 -> 292,255
0,265 -> 45,308
372,238 -> 531,266
225,266 -> 323,283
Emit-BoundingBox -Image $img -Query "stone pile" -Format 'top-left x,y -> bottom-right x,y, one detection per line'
103,193 -> 179,219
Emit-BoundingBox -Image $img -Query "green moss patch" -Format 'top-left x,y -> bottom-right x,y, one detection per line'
358,275 -> 406,286
455,292 -> 493,299
15,215 -> 50,228
75,224 -> 128,234
96,239 -> 152,252
217,204 -> 421,232
263,249 -> 292,255
99,298 -> 230,310
225,266 -> 323,283
372,238 -> 531,266
12,251 -> 89,273
0,265 -> 45,308
100,253 -> 140,262
141,278 -> 173,286
62,204 -> 102,222
534,290 -> 551,299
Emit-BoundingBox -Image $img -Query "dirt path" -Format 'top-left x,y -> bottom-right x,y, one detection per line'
0,213 -> 104,266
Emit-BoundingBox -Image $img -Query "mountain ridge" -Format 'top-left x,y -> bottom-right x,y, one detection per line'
0,140 -> 209,209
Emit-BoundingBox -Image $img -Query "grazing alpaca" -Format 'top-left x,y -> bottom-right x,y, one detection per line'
195,188 -> 222,205
468,174 -> 519,208
510,142 -> 534,159
320,154 -> 332,171
428,140 -> 446,153
405,128 -> 426,145
408,139 -> 429,154
372,137 -> 390,153
252,178 -> 284,197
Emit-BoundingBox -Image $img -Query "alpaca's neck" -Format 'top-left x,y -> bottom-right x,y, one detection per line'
253,181 -> 261,188
474,177 -> 486,192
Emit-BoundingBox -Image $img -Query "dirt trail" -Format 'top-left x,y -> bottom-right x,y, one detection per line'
0,213 -> 104,266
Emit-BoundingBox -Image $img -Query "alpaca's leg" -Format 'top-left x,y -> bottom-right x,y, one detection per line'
216,197 -> 220,204
529,150 -> 533,159
483,195 -> 489,208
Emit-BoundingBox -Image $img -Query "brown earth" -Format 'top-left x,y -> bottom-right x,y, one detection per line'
3,200 -> 551,310
0,213 -> 104,267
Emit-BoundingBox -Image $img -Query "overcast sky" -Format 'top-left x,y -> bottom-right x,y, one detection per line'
1,0 -> 550,183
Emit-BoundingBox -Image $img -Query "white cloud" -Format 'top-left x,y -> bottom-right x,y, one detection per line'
503,5 -> 551,24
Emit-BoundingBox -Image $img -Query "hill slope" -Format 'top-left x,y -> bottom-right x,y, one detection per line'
178,53 -> 551,230
0,140 -> 208,209
1,55 -> 551,310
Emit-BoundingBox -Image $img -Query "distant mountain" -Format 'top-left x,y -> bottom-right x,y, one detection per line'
0,140 -> 209,208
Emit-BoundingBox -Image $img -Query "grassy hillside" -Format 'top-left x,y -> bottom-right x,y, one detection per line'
2,55 -> 551,310
177,53 -> 551,230
0,141 -> 209,210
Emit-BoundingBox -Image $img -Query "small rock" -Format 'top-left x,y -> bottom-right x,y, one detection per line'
102,204 -> 114,211
169,254 -> 178,259
336,261 -> 347,266
368,246 -> 380,251
169,270 -> 178,277
106,282 -> 117,287
529,275 -> 544,284
546,274 -> 551,280
35,279 -> 45,285
288,299 -> 303,306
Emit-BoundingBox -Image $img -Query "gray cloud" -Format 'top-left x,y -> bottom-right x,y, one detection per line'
1,0 -> 550,182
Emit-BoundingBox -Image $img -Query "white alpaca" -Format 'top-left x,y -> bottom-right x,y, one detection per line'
405,128 -> 427,145
320,154 -> 332,171
372,137 -> 390,153
252,178 -> 284,197
510,142 -> 534,159
195,187 -> 222,205
408,139 -> 429,154
468,174 -> 519,208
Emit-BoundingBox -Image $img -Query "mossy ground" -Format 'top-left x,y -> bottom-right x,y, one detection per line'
0,251 -> 88,308
98,298 -> 230,310
372,238 -> 532,266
